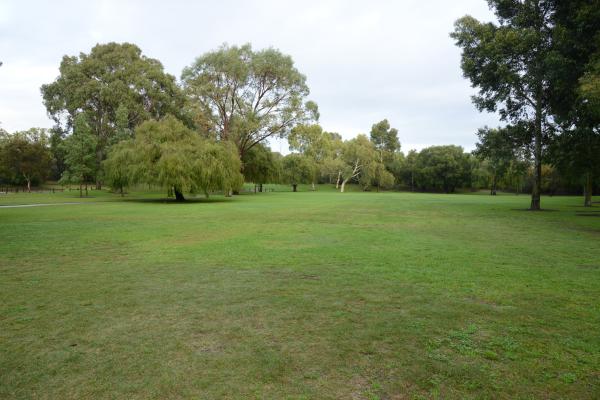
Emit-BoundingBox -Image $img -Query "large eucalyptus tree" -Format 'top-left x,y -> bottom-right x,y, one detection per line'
182,43 -> 316,161
452,0 -> 556,209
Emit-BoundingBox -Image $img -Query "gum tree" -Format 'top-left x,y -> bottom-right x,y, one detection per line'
182,43 -> 316,161
451,1 -> 555,209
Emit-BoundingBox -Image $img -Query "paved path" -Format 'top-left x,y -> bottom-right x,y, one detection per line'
0,202 -> 85,208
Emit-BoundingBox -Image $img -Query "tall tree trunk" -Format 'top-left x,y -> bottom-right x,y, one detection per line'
311,182 -> 315,191
335,171 -> 341,189
530,96 -> 543,210
96,145 -> 103,190
79,184 -> 83,198
491,174 -> 497,195
584,172 -> 593,207
292,184 -> 297,192
259,183 -> 263,192
174,188 -> 185,201
26,179 -> 31,193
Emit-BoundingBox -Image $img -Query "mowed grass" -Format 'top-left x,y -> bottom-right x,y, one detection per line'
1,189 -> 599,399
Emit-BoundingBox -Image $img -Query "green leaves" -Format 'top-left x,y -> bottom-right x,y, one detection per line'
60,114 -> 98,188
104,116 -> 243,198
280,153 -> 315,187
414,145 -> 473,193
0,129 -> 52,187
182,43 -> 314,156
41,42 -> 188,186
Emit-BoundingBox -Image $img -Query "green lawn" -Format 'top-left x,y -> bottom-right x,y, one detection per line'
1,189 -> 599,399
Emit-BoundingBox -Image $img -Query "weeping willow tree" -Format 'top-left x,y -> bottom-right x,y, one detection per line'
105,116 -> 243,201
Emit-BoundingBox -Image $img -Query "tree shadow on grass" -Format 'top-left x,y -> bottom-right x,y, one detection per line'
511,208 -> 559,212
121,197 -> 232,204
575,212 -> 600,217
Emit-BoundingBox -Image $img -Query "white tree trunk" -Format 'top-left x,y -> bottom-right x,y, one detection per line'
340,178 -> 350,193
335,171 -> 341,189
339,160 -> 360,193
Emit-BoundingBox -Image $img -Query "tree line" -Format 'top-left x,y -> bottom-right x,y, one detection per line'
0,0 -> 598,206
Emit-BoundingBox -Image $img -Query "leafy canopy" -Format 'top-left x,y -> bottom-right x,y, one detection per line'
60,114 -> 98,189
105,116 -> 243,198
182,43 -> 315,157
0,128 -> 52,187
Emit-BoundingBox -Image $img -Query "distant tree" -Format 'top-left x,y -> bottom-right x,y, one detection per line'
288,124 -> 343,189
474,126 -> 518,195
105,116 -> 243,201
181,43 -> 316,161
415,145 -> 471,193
0,129 -> 52,191
452,1 -> 556,209
338,135 -> 387,193
320,157 -> 347,188
48,127 -> 67,180
242,143 -> 280,192
41,42 -> 186,189
503,158 -> 530,194
60,114 -> 98,197
369,119 -> 401,190
370,119 -> 400,162
359,161 -> 395,192
399,150 -> 419,191
280,153 -> 315,192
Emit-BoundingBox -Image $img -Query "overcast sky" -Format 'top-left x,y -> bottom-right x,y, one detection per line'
0,0 -> 500,152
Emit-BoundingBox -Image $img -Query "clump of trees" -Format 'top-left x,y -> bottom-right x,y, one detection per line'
0,128 -> 52,192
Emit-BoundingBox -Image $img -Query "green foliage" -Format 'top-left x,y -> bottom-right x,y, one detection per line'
339,134 -> 392,192
60,114 -> 98,195
280,153 -> 315,191
370,119 -> 400,162
182,43 -> 314,157
105,116 -> 243,200
369,119 -> 401,190
103,140 -> 136,196
414,145 -> 472,193
288,124 -> 343,186
474,126 -> 523,194
0,128 -> 52,189
242,143 -> 280,185
451,1 -> 556,208
546,1 -> 600,206
41,42 -> 187,185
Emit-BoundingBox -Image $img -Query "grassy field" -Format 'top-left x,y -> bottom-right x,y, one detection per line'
1,188 -> 599,399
